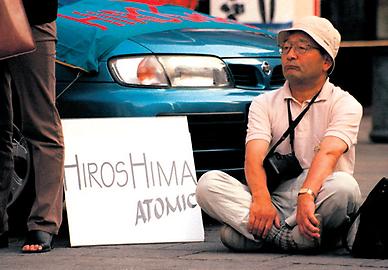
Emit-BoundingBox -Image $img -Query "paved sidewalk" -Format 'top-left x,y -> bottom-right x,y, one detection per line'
1,114 -> 388,269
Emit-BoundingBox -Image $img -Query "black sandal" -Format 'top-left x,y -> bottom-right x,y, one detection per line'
22,230 -> 54,253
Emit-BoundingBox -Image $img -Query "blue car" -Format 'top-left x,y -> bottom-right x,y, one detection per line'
10,1 -> 284,206
56,1 -> 284,180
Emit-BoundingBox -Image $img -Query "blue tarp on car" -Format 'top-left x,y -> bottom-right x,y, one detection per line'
56,0 -> 264,72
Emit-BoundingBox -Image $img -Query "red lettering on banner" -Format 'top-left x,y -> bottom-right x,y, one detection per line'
180,13 -> 209,22
96,10 -> 136,25
58,14 -> 108,30
146,6 -> 183,23
121,0 -> 198,10
120,1 -> 163,13
170,0 -> 198,9
122,7 -> 148,23
123,7 -> 183,24
122,0 -> 165,6
87,11 -> 127,26
58,4 -> 239,30
148,5 -> 158,13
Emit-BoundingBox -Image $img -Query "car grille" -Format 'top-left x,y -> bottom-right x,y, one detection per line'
227,62 -> 285,89
228,64 -> 261,87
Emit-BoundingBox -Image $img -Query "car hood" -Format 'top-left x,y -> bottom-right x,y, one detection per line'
57,0 -> 280,72
105,28 -> 279,60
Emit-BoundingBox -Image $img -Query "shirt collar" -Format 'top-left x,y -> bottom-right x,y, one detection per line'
282,78 -> 332,103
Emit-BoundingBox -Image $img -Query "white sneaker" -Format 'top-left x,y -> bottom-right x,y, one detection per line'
220,225 -> 263,252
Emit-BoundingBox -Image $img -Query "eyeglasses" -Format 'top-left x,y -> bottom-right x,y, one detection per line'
279,42 -> 320,55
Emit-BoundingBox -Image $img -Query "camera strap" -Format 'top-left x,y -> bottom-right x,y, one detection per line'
266,89 -> 321,156
287,100 -> 296,153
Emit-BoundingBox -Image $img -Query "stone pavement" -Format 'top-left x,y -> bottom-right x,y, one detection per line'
1,113 -> 388,269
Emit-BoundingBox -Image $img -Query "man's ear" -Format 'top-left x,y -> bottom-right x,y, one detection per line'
323,55 -> 333,73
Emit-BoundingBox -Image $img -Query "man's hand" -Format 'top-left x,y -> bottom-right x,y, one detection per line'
295,136 -> 348,240
296,194 -> 320,240
245,139 -> 279,239
248,196 -> 280,239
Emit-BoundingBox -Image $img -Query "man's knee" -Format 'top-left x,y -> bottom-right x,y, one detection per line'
318,172 -> 361,228
196,170 -> 239,206
196,170 -> 223,207
326,172 -> 361,202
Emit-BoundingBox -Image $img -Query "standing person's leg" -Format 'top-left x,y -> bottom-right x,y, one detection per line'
0,61 -> 13,247
8,22 -> 64,252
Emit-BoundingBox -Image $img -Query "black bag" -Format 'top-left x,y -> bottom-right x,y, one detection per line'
350,177 -> 388,258
264,91 -> 320,192
264,152 -> 303,192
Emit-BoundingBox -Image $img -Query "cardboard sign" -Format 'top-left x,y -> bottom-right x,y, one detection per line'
62,117 -> 204,247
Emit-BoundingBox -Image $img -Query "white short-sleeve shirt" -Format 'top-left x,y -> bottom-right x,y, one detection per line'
246,79 -> 363,174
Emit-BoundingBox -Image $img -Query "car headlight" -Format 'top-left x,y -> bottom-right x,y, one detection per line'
108,55 -> 232,88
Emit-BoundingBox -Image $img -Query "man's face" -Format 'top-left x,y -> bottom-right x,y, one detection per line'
280,32 -> 331,84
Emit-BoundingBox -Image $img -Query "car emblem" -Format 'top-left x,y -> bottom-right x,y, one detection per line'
261,61 -> 271,75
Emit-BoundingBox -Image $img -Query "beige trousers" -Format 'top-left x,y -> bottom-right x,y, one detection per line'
196,169 -> 361,248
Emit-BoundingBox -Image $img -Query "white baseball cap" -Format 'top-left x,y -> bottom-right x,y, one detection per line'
278,16 -> 341,71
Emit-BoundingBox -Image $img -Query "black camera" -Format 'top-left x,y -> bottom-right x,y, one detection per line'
263,152 -> 303,192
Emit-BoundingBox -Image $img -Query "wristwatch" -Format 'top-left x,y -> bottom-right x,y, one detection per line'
298,188 -> 316,199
